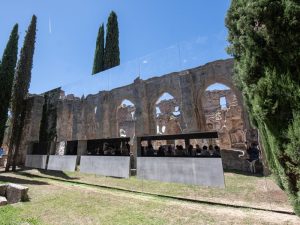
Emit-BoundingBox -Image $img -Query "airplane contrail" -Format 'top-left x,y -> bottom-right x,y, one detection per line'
49,17 -> 52,34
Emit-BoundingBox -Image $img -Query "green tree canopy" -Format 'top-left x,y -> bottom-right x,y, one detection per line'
226,0 -> 300,215
6,15 -> 37,171
92,23 -> 105,74
104,11 -> 120,70
0,24 -> 19,146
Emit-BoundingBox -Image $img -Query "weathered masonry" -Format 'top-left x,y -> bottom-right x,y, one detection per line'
18,59 -> 258,166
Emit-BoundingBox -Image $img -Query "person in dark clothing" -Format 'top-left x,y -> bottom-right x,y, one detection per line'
212,145 -> 221,157
201,145 -> 210,156
157,145 -> 165,157
188,145 -> 193,156
167,145 -> 172,156
195,144 -> 202,156
126,142 -> 131,156
208,145 -> 214,155
147,144 -> 154,156
246,142 -> 260,173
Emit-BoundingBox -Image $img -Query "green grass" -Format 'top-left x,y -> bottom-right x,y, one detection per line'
0,205 -> 40,225
0,169 -> 299,225
19,169 -> 291,211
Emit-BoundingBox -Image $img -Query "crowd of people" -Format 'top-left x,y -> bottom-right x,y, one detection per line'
87,142 -> 131,156
141,144 -> 221,157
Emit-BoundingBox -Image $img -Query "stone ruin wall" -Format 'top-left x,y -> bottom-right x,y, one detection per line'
203,90 -> 247,149
18,59 -> 259,164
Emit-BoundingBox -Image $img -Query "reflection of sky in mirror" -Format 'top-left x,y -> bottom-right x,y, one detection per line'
220,96 -> 227,109
60,35 -> 230,98
1,1 -> 231,94
157,93 -> 174,103
121,99 -> 134,107
206,83 -> 230,91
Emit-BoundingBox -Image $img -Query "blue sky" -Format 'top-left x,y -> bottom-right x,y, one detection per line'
0,0 -> 231,94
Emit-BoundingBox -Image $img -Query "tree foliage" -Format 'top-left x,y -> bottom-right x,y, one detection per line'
6,15 -> 37,171
104,11 -> 120,70
92,23 -> 105,74
0,24 -> 19,146
226,0 -> 300,215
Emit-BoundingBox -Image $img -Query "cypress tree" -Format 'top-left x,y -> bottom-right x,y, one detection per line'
92,23 -> 105,74
104,11 -> 120,70
6,15 -> 37,171
226,0 -> 300,215
0,24 -> 19,147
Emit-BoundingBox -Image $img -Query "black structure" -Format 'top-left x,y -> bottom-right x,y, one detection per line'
137,132 -> 219,157
31,142 -> 49,155
66,141 -> 78,155
86,137 -> 130,156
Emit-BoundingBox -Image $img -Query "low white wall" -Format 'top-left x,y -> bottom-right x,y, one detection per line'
137,157 -> 225,188
47,155 -> 77,172
25,155 -> 47,169
80,156 -> 130,178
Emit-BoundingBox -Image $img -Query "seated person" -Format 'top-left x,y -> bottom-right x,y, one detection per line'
201,145 -> 210,157
178,145 -> 185,156
208,145 -> 214,155
103,142 -> 110,155
167,145 -> 173,156
187,145 -> 193,156
175,145 -> 182,156
147,144 -> 155,156
212,145 -> 221,157
157,145 -> 165,157
195,144 -> 202,156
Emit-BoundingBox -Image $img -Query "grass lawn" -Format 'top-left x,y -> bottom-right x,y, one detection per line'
0,169 -> 299,225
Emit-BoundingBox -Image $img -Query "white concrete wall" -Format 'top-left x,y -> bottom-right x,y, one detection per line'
47,155 -> 77,172
25,155 -> 47,169
137,157 -> 225,188
80,156 -> 130,178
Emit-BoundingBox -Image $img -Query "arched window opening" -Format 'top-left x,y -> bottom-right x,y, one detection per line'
117,99 -> 136,139
155,93 -> 182,135
203,83 -> 245,149
154,92 -> 184,149
220,96 -> 227,109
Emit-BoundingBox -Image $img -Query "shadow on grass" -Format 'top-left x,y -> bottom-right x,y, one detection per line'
37,169 -> 79,181
0,174 -> 49,186
7,167 -> 79,181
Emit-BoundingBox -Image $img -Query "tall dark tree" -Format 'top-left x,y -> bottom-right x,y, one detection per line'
92,23 -> 105,74
0,24 -> 19,147
6,15 -> 37,171
226,0 -> 300,215
104,11 -> 120,70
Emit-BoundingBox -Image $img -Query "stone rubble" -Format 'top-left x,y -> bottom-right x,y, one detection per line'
0,183 -> 29,206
